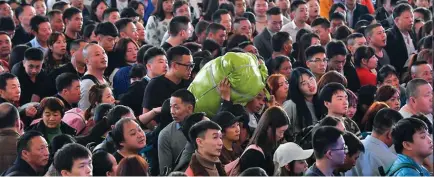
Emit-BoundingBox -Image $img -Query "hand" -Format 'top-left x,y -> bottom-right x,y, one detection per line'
25,106 -> 37,117
152,107 -> 162,114
267,95 -> 279,107
218,78 -> 231,101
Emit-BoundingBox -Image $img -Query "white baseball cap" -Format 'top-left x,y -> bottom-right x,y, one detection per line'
273,142 -> 314,168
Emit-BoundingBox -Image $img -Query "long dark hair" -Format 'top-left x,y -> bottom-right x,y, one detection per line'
44,32 -> 70,71
154,0 -> 172,21
295,33 -> 319,68
84,84 -> 111,120
289,67 -> 322,129
90,0 -> 108,22
112,38 -> 139,69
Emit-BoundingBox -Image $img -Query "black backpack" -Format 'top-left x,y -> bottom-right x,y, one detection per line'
378,163 -> 424,176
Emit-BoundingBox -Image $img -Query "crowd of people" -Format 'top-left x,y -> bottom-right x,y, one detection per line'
0,0 -> 432,176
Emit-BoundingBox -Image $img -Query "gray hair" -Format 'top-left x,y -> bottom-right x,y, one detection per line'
82,43 -> 99,59
406,78 -> 429,99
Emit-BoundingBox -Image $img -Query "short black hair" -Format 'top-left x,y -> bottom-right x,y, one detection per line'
202,39 -> 221,56
52,1 -> 68,11
0,16 -> 16,31
325,40 -> 347,59
171,89 -> 196,108
334,26 -> 352,41
364,23 -> 382,37
266,6 -> 281,17
30,15 -> 49,32
195,20 -> 210,36
129,64 -> 146,79
94,21 -> 119,37
0,72 -> 17,90
329,3 -> 346,19
392,3 -> 413,19
69,39 -> 87,52
128,0 -> 145,10
319,116 -> 342,127
212,9 -> 229,23
319,82 -> 346,102
239,167 -> 268,176
120,7 -> 140,18
205,23 -> 226,36
354,20 -> 370,31
169,16 -> 190,36
111,118 -> 137,149
373,108 -> 403,135
354,45 -> 375,67
24,48 -> 44,61
414,7 -> 432,22
15,4 -> 32,19
346,33 -> 365,46
103,7 -> 119,20
312,126 -> 344,159
422,35 -> 433,49
311,17 -> 330,29
83,24 -> 96,40
272,31 -> 291,52
92,150 -> 115,176
358,14 -> 375,23
290,0 -> 307,12
0,102 -> 19,129
181,112 -> 207,142
243,11 -> 256,24
227,34 -> 249,50
411,114 -> 433,134
330,12 -> 345,21
189,120 -> 221,149
115,18 -> 133,33
377,64 -> 398,84
143,46 -> 166,64
219,3 -> 235,16
167,46 -> 191,65
183,42 -> 202,54
173,0 -> 188,14
305,45 -> 326,61
17,130 -> 44,157
47,10 -> 62,21
56,73 -> 80,93
343,131 -> 365,156
62,7 -> 82,22
392,118 -> 428,153
53,143 -> 91,174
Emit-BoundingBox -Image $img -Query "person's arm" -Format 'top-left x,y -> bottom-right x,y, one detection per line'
217,78 -> 233,113
158,128 -> 172,175
138,107 -> 161,125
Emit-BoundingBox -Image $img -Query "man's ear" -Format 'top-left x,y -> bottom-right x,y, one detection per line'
120,32 -> 126,38
61,170 -> 70,176
195,137 -> 202,148
324,101 -> 331,109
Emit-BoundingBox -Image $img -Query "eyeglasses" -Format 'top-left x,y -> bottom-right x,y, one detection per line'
175,62 -> 195,69
308,58 -> 328,63
330,145 -> 348,154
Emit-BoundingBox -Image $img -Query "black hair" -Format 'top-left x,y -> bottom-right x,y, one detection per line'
414,7 -> 432,22
52,1 -> 68,11
227,34 -> 250,50
296,33 -> 320,66
0,16 -> 15,32
364,23 -> 382,37
219,3 -> 235,16
269,55 -> 291,74
194,50 -> 213,71
205,23 -> 226,36
128,0 -> 145,11
189,120 -> 221,149
14,3 -> 32,20
354,20 -> 370,32
55,73 -> 80,93
181,112 -> 207,142
168,15 -> 190,36
346,33 -> 365,46
343,131 -> 365,156
328,3 -> 346,19
92,150 -> 115,176
411,114 -> 433,134
373,108 -> 403,135
17,130 -> 44,157
93,103 -> 115,123
319,82 -> 346,103
103,7 -> 119,20
95,22 -> 119,37
49,134 -> 76,162
319,116 -> 342,127
115,18 -> 133,33
311,17 -> 330,28
272,31 -> 291,52
24,47 -> 44,61
333,25 -> 352,41
377,64 -> 398,84
243,11 -> 256,24
290,0 -> 307,12
0,102 -> 19,129
129,64 -> 146,79
9,45 -> 30,68
47,10 -> 62,21
239,167 -> 268,176
107,105 -> 134,126
30,15 -> 49,33
111,118 -> 139,149
392,3 -> 413,19
83,24 -> 96,41
183,42 -> 202,54
330,12 -> 345,21
392,118 -> 428,153
295,28 -> 311,43
0,72 -> 17,91
137,44 -> 155,64
354,45 -> 375,67
171,89 -> 196,108
266,6 -> 281,17
172,0 -> 188,14
195,20 -> 210,36
358,14 -> 375,23
305,45 -> 326,61
203,0 -> 219,21
90,0 -> 108,22
325,40 -> 348,59
120,7 -> 140,18
142,46 -> 166,64
62,7 -> 82,22
154,0 -> 172,21
53,143 -> 91,174
212,9 -> 230,23
312,126 -> 344,159
202,39 -> 222,57
167,46 -> 192,65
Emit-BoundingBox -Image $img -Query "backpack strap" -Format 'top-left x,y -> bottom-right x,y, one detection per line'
81,75 -> 100,85
387,163 -> 424,176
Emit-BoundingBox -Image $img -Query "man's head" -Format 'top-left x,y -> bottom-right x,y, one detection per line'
339,132 -> 364,172
410,61 -> 433,86
189,120 -> 223,157
253,0 -> 268,17
23,48 -> 44,78
32,0 -> 46,16
103,8 -> 120,24
0,1 -> 12,17
290,0 -> 308,23
326,40 -> 347,73
307,0 -> 319,18
173,0 -> 190,19
212,9 -> 232,33
415,0 -> 431,8
233,17 -> 252,38
83,43 -> 108,71
393,3 -> 414,32
346,33 -> 366,55
52,1 -> 70,12
142,47 -> 168,77
212,111 -> 240,142
206,23 -> 226,46
233,0 -> 246,16
195,20 -> 210,44
0,73 -> 20,103
305,45 -> 327,76
245,89 -> 266,113
168,16 -> 191,42
320,83 -> 348,117
47,10 -> 64,33
311,17 -> 331,46
364,23 -> 386,48
15,4 -> 36,28
272,31 -> 292,55
0,102 -> 20,132
94,22 -> 119,52
53,143 -> 93,176
70,0 -> 84,10
406,78 -> 433,115
0,16 -> 15,38
312,126 -> 346,167
56,73 -> 81,104
30,15 -> 52,43
392,118 -> 433,158
330,12 -> 345,34
170,89 -> 195,123
63,7 -> 83,33
266,7 -> 283,33
372,108 -> 403,146
345,0 -> 357,10
17,131 -> 49,171
377,64 -> 400,88
0,31 -> 12,58
115,18 -> 138,42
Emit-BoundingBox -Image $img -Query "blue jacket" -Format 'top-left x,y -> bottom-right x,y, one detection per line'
388,154 -> 431,176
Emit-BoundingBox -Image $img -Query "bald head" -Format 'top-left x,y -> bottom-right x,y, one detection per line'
0,102 -> 19,129
83,43 -> 108,70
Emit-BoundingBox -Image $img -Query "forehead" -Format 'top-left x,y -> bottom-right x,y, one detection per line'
204,129 -> 221,137
399,10 -> 413,17
29,136 -> 47,147
0,34 -> 10,40
255,0 -> 267,5
109,11 -> 120,16
354,37 -> 366,42
170,96 -> 183,104
333,90 -> 347,97
24,60 -> 42,65
181,54 -> 193,62
89,45 -> 104,54
312,52 -> 326,59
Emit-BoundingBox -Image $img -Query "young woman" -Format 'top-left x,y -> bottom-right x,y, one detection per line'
145,0 -> 174,46
375,85 -> 401,111
32,0 -> 47,16
84,84 -> 116,122
354,46 -> 378,86
128,1 -> 146,23
252,0 -> 268,33
90,0 -> 108,23
134,21 -> 146,46
360,101 -> 389,133
92,150 -> 118,176
269,56 -> 292,80
44,32 -> 70,71
116,155 -> 149,176
239,106 -> 289,176
267,74 -> 289,106
293,33 -> 321,68
111,118 -> 147,163
108,38 -> 139,82
282,67 -> 322,135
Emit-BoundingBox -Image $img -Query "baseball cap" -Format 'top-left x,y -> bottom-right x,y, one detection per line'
273,142 -> 313,168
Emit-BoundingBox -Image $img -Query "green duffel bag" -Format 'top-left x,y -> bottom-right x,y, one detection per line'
188,52 -> 269,117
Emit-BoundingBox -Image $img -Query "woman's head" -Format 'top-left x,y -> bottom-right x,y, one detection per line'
317,71 -> 348,91
39,97 -> 65,128
114,38 -> 139,64
375,85 -> 400,111
297,33 -> 321,66
89,84 -> 115,106
346,89 -> 358,119
155,0 -> 174,20
93,103 -> 115,123
319,116 -> 346,132
354,45 -> 377,69
49,134 -> 76,159
253,0 -> 268,17
267,74 -> 289,101
361,101 -> 389,131
270,56 -> 292,79
92,150 -> 117,176
111,118 -> 146,151
290,67 -> 317,98
107,105 -> 135,126
47,32 -> 67,56
115,155 -> 149,176
329,3 -> 346,20
91,0 -> 108,22
128,0 -> 145,19
250,106 -> 289,149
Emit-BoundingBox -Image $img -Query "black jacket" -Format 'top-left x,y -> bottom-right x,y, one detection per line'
119,78 -> 149,116
27,121 -> 77,138
344,55 -> 361,92
384,25 -> 417,75
349,4 -> 370,28
253,28 -> 273,59
2,158 -> 40,176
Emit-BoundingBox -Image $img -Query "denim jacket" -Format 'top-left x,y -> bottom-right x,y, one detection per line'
388,154 -> 431,176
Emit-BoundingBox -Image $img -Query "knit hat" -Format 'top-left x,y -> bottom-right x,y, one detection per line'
273,142 -> 313,168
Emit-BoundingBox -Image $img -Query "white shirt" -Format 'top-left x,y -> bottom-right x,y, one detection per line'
400,31 -> 417,56
280,21 -> 311,42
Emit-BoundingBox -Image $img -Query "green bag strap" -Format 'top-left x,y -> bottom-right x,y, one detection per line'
387,163 -> 424,176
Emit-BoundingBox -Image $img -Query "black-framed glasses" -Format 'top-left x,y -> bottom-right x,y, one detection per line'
175,62 -> 195,69
330,145 -> 348,154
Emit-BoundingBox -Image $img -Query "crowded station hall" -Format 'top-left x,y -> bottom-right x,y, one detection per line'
0,0 -> 432,176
